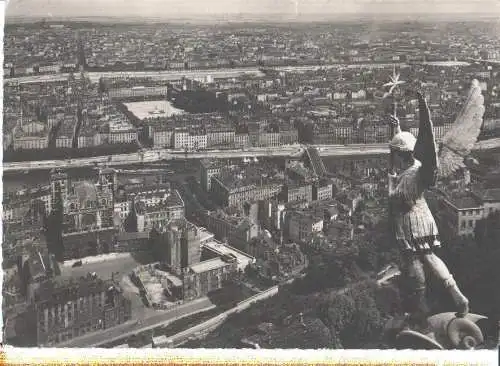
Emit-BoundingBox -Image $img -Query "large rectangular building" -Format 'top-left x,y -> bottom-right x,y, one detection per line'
439,187 -> 500,237
286,210 -> 324,244
211,173 -> 283,208
200,159 -> 224,192
158,219 -> 202,275
281,183 -> 313,203
135,189 -> 185,232
26,276 -> 131,347
182,257 -> 238,301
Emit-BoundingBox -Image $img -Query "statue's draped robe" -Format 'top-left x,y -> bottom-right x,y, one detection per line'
389,160 -> 440,252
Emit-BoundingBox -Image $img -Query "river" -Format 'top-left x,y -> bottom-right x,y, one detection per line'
2,154 -> 385,194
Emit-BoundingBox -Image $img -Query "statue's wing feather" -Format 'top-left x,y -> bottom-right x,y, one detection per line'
438,80 -> 485,178
414,92 -> 438,188
438,146 -> 467,178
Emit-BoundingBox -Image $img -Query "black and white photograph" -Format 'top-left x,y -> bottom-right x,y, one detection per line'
2,0 -> 500,357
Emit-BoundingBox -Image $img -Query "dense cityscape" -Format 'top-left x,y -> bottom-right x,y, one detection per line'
3,16 -> 500,350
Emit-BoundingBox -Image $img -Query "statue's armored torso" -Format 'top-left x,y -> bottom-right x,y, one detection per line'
390,159 -> 440,252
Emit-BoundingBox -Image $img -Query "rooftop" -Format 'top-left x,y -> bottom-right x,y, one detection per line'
135,190 -> 184,214
202,240 -> 254,266
116,231 -> 150,241
34,275 -> 119,304
164,272 -> 182,287
200,159 -> 226,170
447,192 -> 483,209
288,209 -> 324,222
478,188 -> 500,202
190,257 -> 229,274
216,164 -> 284,191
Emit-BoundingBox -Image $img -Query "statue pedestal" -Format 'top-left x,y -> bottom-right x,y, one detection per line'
385,312 -> 488,350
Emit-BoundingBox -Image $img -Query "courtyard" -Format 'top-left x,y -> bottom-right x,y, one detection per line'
123,100 -> 186,120
59,252 -> 158,319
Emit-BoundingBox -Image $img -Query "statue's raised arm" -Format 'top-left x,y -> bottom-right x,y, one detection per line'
413,91 -> 438,189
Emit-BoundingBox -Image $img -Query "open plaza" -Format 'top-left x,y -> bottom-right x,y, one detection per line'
123,100 -> 186,120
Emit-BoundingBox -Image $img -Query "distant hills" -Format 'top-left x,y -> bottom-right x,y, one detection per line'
6,12 -> 500,25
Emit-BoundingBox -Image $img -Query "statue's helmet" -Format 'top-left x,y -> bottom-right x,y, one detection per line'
389,131 -> 417,152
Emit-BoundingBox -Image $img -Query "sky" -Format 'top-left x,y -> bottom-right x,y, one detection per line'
5,0 -> 500,19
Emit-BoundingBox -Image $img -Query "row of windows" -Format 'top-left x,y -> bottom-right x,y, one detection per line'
459,207 -> 499,218
68,199 -> 108,210
461,209 -> 483,216
44,321 -> 102,344
460,220 -> 476,229
459,208 -> 500,228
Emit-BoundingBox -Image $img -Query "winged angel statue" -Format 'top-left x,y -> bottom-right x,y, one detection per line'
385,80 -> 486,346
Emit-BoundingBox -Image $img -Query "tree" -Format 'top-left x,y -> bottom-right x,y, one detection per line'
345,284 -> 384,346
319,292 -> 355,335
357,243 -> 379,272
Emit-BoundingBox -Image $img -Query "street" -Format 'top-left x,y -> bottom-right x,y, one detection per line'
2,144 -> 385,172
6,137 -> 498,173
56,296 -> 214,347
5,67 -> 265,84
3,62 -> 414,85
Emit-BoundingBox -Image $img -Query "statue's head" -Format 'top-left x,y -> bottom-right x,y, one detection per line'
390,131 -> 417,171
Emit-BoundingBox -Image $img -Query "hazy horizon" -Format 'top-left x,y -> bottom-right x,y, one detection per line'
6,0 -> 500,20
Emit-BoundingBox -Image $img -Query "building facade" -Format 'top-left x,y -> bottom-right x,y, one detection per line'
27,277 -> 131,346
200,159 -> 223,192
49,169 -> 118,260
135,189 -> 185,232
281,184 -> 313,203
152,128 -> 174,148
206,127 -> 236,148
439,188 -> 500,237
211,176 -> 282,208
313,180 -> 334,201
286,210 -> 324,244
161,220 -> 202,275
182,257 -> 238,301
173,129 -> 208,151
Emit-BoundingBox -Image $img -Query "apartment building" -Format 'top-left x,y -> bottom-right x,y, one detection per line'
26,277 -> 131,346
286,210 -> 324,244
439,188 -> 500,237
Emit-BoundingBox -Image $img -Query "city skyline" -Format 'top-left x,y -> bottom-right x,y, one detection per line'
6,0 -> 500,20
3,4 -> 500,355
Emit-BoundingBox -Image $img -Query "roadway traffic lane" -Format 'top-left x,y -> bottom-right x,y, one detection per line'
4,62 -> 414,85
57,297 -> 214,348
5,140 -> 497,173
6,68 -> 265,84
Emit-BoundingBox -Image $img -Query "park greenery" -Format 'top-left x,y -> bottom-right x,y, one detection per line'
185,205 -> 500,349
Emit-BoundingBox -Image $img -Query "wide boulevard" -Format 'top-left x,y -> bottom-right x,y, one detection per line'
3,144 -> 386,172
3,62 -> 416,85
5,139 -> 499,173
4,59 -> 477,86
